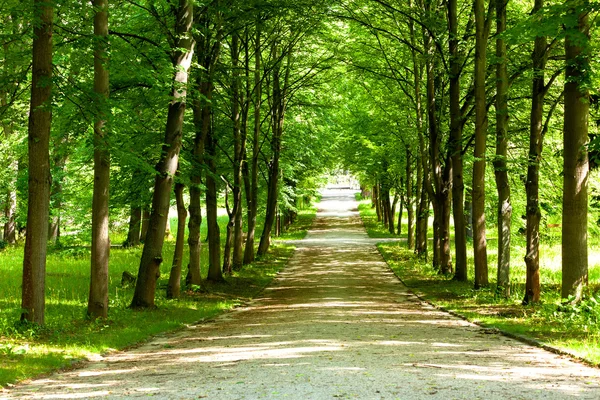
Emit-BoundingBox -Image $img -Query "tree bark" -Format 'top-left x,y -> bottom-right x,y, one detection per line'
223,184 -> 234,275
562,4 -> 589,302
88,0 -> 110,319
243,24 -> 261,265
205,125 -> 223,282
405,151 -> 414,248
140,208 -> 150,243
494,0 -> 511,297
21,0 -> 53,325
167,181 -> 186,299
231,33 -> 245,271
125,206 -> 142,247
473,0 -> 489,289
130,0 -> 195,308
448,0 -> 467,281
258,44 -> 291,257
524,0 -> 546,304
48,144 -> 66,243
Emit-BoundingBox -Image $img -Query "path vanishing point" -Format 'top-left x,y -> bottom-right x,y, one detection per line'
3,189 -> 600,399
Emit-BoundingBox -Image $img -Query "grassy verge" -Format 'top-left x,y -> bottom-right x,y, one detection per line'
0,207 -> 316,388
357,199 -> 600,366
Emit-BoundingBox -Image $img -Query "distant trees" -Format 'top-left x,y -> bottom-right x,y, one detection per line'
6,0 -> 600,325
336,0 -> 598,304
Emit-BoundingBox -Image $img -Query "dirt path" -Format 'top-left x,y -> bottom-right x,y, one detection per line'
4,189 -> 600,399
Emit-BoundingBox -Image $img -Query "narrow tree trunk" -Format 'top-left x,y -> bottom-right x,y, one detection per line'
440,162 -> 453,274
523,0 -> 546,304
223,184 -> 234,275
131,0 -> 195,308
3,191 -> 16,244
448,0 -> 467,281
406,151 -> 414,248
562,5 -> 589,302
205,126 -> 223,282
473,0 -> 489,289
494,0 -> 511,297
381,184 -> 389,228
167,181 -> 186,299
416,177 -> 429,259
21,0 -> 53,325
465,189 -> 473,240
88,0 -> 110,319
243,24 -> 261,265
125,206 -> 142,247
48,145 -> 66,243
397,180 -> 404,236
373,184 -> 382,220
1,19 -> 17,245
231,33 -> 245,271
140,208 -> 150,242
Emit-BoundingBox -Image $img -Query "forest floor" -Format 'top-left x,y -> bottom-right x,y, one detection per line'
3,189 -> 600,399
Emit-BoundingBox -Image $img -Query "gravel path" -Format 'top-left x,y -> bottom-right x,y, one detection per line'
4,189 -> 600,399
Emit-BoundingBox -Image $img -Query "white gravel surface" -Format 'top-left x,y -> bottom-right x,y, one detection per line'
3,189 -> 600,399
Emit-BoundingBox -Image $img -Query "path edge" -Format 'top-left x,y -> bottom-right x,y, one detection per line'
373,245 -> 600,370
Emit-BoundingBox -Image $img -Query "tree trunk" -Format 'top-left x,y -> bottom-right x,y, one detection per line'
406,150 -> 414,248
562,5 -> 589,302
223,185 -> 234,275
3,191 -> 16,244
231,33 -> 245,271
48,145 -> 66,244
397,180 -> 404,236
167,182 -> 186,299
130,0 -> 195,308
494,0 -> 511,297
465,188 -> 473,240
374,184 -> 382,220
205,125 -> 223,282
473,0 -> 489,289
1,18 -> 17,245
523,0 -> 546,305
381,184 -> 389,228
125,206 -> 142,247
21,0 -> 53,325
440,162 -> 453,275
258,44 -> 290,257
448,0 -> 467,281
243,24 -> 261,265
140,208 -> 150,243
88,0 -> 110,319
188,12 -> 220,286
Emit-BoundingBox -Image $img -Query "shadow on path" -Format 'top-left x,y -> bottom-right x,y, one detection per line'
3,189 -> 599,400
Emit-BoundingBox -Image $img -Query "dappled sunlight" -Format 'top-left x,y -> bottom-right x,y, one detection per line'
6,190 -> 600,399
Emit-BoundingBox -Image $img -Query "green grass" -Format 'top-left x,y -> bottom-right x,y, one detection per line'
357,199 -> 600,366
0,206 -> 316,388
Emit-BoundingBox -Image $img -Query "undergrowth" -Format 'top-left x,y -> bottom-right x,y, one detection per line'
0,207 -> 316,388
357,198 -> 600,365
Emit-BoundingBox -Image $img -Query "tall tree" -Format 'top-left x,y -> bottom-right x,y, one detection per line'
88,0 -> 110,319
230,31 -> 245,271
258,42 -> 292,257
472,0 -> 488,288
562,1 -> 589,302
131,0 -> 195,308
494,0 -> 511,297
523,0 -> 549,304
188,9 -> 221,286
21,0 -> 53,324
448,0 -> 467,281
243,21 -> 262,265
